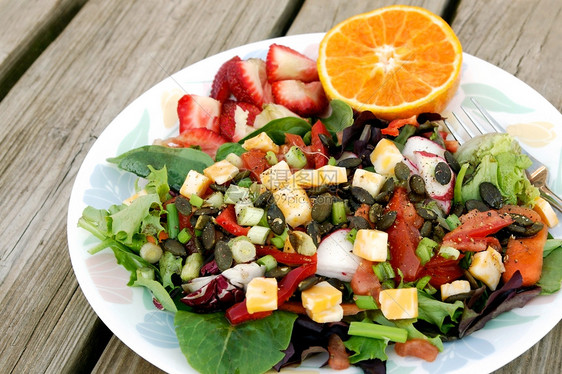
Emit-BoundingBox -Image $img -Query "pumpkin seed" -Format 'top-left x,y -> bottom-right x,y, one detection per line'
369,203 -> 384,223
420,221 -> 433,237
298,276 -> 320,292
337,157 -> 362,169
232,170 -> 251,183
374,191 -> 390,204
522,221 -> 544,237
351,186 -> 375,205
394,162 -> 411,181
214,241 -> 233,271
312,193 -> 333,222
307,185 -> 329,196
479,182 -> 503,209
192,207 -> 219,216
507,223 -> 526,235
416,206 -> 438,221
433,225 -> 446,241
209,183 -> 227,192
318,133 -> 336,149
381,177 -> 395,195
349,216 -> 371,230
451,202 -> 465,217
201,222 -> 216,250
254,190 -> 272,208
434,162 -> 452,185
267,203 -> 286,235
319,221 -> 334,235
444,151 -> 460,173
509,213 -> 534,227
194,215 -> 211,230
465,199 -> 490,212
409,174 -> 426,195
265,266 -> 291,279
175,195 -> 192,216
408,191 -> 425,203
376,211 -> 397,231
163,238 -> 187,256
306,221 -> 322,247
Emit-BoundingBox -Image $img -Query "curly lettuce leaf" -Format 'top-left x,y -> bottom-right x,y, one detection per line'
175,310 -> 297,374
417,290 -> 464,334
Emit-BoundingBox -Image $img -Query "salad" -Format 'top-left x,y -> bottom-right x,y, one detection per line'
76,42 -> 562,374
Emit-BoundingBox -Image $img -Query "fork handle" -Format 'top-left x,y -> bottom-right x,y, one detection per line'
539,185 -> 562,214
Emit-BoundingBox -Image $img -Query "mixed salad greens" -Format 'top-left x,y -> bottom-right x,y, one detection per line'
77,45 -> 562,374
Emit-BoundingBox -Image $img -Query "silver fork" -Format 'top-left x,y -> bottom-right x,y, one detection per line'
444,97 -> 562,213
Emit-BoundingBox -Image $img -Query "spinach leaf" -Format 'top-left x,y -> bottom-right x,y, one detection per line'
344,335 -> 388,364
107,145 -> 214,191
538,246 -> 562,294
239,117 -> 311,145
175,310 -> 297,374
320,99 -> 354,134
215,142 -> 246,161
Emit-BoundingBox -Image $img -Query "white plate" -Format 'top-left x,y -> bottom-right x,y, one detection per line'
67,33 -> 562,374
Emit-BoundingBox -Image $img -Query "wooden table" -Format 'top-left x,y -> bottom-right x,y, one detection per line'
0,0 -> 560,373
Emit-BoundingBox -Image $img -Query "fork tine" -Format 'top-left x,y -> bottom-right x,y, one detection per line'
470,98 -> 505,133
452,111 -> 480,138
460,106 -> 487,135
443,117 -> 466,144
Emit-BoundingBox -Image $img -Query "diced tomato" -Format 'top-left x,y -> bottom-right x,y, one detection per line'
444,139 -> 459,153
441,209 -> 513,252
395,339 -> 439,362
419,254 -> 464,287
381,115 -> 418,136
310,120 -> 331,168
327,334 -> 350,370
350,259 -> 381,302
215,205 -> 250,236
241,150 -> 269,181
386,188 -> 423,282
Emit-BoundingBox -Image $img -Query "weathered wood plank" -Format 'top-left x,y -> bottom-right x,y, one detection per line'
0,0 -> 87,100
0,0 -> 302,372
451,1 -> 562,373
287,0 -> 450,35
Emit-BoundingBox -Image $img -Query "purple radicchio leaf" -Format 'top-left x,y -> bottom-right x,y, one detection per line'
200,259 -> 220,276
356,359 -> 387,374
180,275 -> 243,312
416,112 -> 444,124
458,271 -> 541,337
273,343 -> 295,372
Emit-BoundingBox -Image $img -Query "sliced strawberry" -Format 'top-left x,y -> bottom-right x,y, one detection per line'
271,80 -> 328,117
159,128 -> 227,158
266,44 -> 319,83
177,94 -> 221,134
228,58 -> 267,107
210,56 -> 241,102
219,100 -> 262,141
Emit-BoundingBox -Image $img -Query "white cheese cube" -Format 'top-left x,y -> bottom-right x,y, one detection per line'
352,169 -> 386,197
260,160 -> 292,191
370,138 -> 403,176
379,288 -> 418,320
203,160 -> 239,185
290,168 -> 322,189
306,304 -> 344,323
352,229 -> 388,262
534,196 -> 559,228
242,132 -> 280,153
469,246 -> 505,291
273,183 -> 312,227
318,165 -> 348,185
440,280 -> 471,301
180,170 -> 211,198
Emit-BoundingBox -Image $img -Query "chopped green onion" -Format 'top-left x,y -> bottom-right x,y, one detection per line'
328,156 -> 337,166
454,163 -> 470,204
373,261 -> 395,281
181,253 -> 203,282
237,206 -> 265,226
247,226 -> 271,245
346,228 -> 358,243
415,237 -> 438,265
332,201 -> 347,225
136,267 -> 155,281
177,228 -> 192,244
438,246 -> 460,260
265,151 -> 278,165
237,177 -> 253,188
271,228 -> 289,249
230,237 -> 256,263
415,275 -> 432,290
257,255 -> 278,272
204,191 -> 224,209
302,131 -> 311,145
354,295 -> 378,310
284,146 -> 307,169
348,321 -> 407,343
445,214 -> 461,230
189,194 -> 204,207
166,203 -> 180,239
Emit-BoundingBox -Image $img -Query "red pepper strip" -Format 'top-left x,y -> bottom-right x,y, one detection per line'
225,300 -> 273,325
310,120 -> 331,168
215,204 -> 250,236
256,246 -> 317,266
226,262 -> 317,325
381,115 -> 418,136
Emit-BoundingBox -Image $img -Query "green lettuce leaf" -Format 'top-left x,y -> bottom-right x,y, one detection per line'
175,310 -> 297,374
538,246 -> 562,294
417,290 -> 463,334
215,142 -> 246,161
344,335 -> 388,364
159,251 -> 183,289
110,193 -> 161,245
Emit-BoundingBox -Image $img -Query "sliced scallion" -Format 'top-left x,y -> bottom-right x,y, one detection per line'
348,321 -> 407,343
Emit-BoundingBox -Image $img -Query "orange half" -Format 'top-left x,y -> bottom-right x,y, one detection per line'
317,5 -> 462,120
